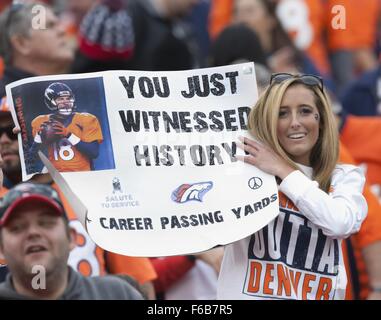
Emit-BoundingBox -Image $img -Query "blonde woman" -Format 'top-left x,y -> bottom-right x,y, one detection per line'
217,73 -> 367,300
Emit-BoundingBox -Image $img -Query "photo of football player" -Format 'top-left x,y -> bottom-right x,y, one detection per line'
29,82 -> 103,172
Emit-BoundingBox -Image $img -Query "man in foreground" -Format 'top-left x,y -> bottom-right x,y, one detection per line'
0,183 -> 144,300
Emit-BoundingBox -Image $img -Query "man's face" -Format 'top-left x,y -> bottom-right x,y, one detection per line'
0,114 -> 20,176
23,7 -> 73,66
0,202 -> 76,279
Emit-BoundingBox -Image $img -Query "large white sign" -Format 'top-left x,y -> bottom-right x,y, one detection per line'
6,63 -> 279,256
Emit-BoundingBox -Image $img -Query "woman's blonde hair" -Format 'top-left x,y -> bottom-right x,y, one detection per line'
248,77 -> 339,192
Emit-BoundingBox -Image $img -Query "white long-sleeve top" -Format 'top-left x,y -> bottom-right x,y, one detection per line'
217,164 -> 367,300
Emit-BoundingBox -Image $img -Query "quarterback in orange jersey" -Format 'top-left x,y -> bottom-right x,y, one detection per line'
30,82 -> 103,172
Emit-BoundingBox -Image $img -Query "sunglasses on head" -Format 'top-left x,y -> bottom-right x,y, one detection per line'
0,126 -> 17,140
270,73 -> 324,92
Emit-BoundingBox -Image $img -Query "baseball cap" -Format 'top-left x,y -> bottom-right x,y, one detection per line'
0,183 -> 66,227
78,0 -> 134,61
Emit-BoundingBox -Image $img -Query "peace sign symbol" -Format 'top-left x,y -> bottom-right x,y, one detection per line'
248,177 -> 263,190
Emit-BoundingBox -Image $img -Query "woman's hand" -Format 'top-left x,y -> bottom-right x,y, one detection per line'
236,136 -> 295,180
13,127 -> 21,135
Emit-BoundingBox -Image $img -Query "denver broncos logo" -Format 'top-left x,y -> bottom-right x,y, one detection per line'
171,181 -> 213,203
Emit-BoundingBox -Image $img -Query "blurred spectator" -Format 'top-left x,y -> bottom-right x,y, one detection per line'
275,0 -> 331,78
341,69 -> 381,223
72,0 -> 202,73
71,0 -> 135,73
127,0 -> 201,71
0,1 -> 73,78
319,91 -> 381,300
208,0 -> 379,92
186,0 -> 212,67
340,65 -> 381,117
59,0 -> 97,51
209,23 -> 267,67
339,145 -> 381,300
340,132 -> 381,301
339,111 -> 381,202
233,0 -> 295,72
232,0 -> 324,79
209,22 -> 271,89
0,1 -> 74,84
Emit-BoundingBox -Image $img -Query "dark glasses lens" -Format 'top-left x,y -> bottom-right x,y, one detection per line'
270,73 -> 324,92
298,75 -> 323,88
0,126 -> 17,140
270,73 -> 294,84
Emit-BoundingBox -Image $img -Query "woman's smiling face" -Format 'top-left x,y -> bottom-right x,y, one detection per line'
276,84 -> 320,166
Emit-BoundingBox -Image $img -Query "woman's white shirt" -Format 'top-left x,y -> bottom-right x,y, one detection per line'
217,164 -> 367,300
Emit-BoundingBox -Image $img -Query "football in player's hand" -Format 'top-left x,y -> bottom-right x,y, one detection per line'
39,121 -> 61,145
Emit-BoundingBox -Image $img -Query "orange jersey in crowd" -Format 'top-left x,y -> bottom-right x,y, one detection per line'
209,0 -> 331,75
208,0 -> 234,39
277,0 -> 331,75
339,143 -> 381,299
327,0 -> 380,51
32,113 -> 103,172
340,115 -> 381,201
0,185 -> 157,284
